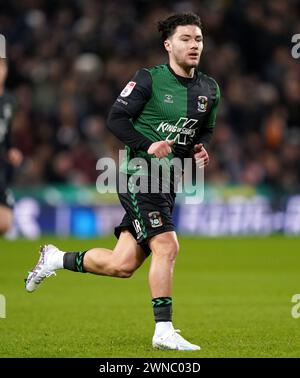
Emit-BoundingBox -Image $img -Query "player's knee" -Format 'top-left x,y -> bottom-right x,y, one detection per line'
151,235 -> 179,261
163,242 -> 179,261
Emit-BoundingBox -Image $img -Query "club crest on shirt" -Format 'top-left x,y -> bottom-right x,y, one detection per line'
120,81 -> 136,97
164,94 -> 173,103
197,96 -> 208,112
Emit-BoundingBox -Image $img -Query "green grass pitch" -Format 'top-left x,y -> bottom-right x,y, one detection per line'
0,236 -> 300,358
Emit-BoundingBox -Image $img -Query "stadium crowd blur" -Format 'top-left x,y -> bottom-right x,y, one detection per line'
1,0 -> 300,194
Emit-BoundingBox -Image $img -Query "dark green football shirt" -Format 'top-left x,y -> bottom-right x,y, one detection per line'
110,64 -> 220,178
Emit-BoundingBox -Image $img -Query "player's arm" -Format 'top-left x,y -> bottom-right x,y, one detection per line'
107,69 -> 173,158
107,69 -> 153,151
194,82 -> 221,168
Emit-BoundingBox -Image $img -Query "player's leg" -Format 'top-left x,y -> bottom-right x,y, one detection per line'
25,230 -> 147,292
0,205 -> 13,235
149,231 -> 200,351
148,231 -> 179,298
83,230 -> 146,277
117,180 -> 200,350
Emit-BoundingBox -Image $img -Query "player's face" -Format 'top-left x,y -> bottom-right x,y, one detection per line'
165,25 -> 203,69
0,59 -> 8,86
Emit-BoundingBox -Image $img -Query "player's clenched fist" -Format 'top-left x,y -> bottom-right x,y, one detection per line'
147,140 -> 175,158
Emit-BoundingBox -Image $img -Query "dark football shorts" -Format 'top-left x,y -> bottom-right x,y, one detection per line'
0,187 -> 15,210
114,173 -> 176,256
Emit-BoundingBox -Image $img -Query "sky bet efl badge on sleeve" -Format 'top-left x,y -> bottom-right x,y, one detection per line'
120,81 -> 136,97
197,95 -> 208,112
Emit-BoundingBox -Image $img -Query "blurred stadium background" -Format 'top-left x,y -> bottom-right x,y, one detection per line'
1,0 -> 300,239
1,0 -> 300,359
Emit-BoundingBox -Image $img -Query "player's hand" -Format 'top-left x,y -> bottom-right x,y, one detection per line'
193,143 -> 209,168
147,140 -> 175,158
8,148 -> 23,167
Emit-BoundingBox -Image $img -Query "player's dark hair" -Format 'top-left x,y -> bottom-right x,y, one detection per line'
158,12 -> 202,42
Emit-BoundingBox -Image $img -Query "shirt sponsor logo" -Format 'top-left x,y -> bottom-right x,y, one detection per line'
156,117 -> 198,145
197,96 -> 208,112
120,81 -> 136,97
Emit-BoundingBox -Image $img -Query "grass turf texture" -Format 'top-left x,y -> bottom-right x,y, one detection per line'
0,236 -> 300,358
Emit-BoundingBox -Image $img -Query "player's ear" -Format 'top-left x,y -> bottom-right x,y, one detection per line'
164,39 -> 172,53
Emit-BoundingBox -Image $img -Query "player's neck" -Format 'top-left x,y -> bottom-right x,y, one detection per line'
169,61 -> 195,78
0,86 -> 4,96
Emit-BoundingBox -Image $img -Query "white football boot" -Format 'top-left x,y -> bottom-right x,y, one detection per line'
25,244 -> 63,292
152,329 -> 201,351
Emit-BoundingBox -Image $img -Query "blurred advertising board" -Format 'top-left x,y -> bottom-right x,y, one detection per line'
6,184 -> 300,238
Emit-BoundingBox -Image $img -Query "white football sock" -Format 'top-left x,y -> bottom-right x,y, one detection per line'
154,321 -> 174,337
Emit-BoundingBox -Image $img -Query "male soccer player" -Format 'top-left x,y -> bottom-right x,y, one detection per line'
25,13 -> 220,351
0,58 -> 23,235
